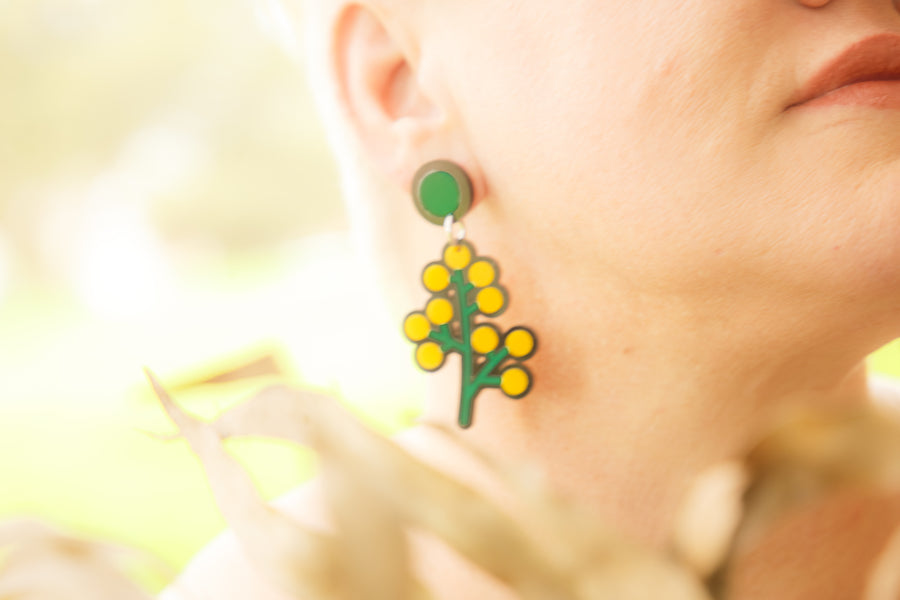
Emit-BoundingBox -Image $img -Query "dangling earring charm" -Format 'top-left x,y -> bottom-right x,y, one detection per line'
403,160 -> 537,429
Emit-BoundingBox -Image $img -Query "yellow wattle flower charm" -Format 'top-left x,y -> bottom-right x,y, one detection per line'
403,239 -> 537,429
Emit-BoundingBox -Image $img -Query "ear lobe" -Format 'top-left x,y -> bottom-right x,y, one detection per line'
333,4 -> 441,177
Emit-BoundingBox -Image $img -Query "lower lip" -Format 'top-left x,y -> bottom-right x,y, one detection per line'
796,80 -> 900,110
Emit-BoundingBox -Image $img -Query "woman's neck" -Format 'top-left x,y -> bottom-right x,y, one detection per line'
414,279 -> 878,545
402,340 -> 889,600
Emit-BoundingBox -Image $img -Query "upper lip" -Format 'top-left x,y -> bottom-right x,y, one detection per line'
788,32 -> 900,108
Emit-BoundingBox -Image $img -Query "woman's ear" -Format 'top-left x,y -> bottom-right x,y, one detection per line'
331,2 -> 442,186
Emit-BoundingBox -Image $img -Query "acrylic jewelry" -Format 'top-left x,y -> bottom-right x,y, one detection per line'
403,160 -> 537,429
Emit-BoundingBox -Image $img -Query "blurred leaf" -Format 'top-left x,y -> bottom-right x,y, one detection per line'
169,351 -> 287,390
146,369 -> 342,599
0,519 -> 154,600
672,461 -> 749,578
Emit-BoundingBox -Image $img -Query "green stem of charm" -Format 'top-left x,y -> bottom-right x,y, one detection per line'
429,323 -> 464,354
452,270 -> 478,428
473,346 -> 509,389
462,284 -> 476,311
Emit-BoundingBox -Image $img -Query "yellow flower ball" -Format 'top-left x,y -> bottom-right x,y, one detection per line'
443,242 -> 472,271
416,342 -> 445,371
476,286 -> 505,315
505,327 -> 535,358
426,297 -> 454,325
403,312 -> 431,342
467,260 -> 496,288
470,325 -> 500,355
422,263 -> 450,292
500,367 -> 531,398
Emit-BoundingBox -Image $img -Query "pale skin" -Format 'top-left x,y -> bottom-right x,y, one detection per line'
162,0 -> 900,598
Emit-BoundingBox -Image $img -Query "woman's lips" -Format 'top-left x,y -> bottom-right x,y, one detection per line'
788,32 -> 900,111
796,79 -> 900,110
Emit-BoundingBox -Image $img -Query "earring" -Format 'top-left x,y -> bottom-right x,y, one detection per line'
403,160 -> 537,429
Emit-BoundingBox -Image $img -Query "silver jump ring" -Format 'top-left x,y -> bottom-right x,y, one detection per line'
444,214 -> 466,245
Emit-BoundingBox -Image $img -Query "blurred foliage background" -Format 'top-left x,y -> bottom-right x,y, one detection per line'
0,0 -> 421,588
1,0 -> 900,591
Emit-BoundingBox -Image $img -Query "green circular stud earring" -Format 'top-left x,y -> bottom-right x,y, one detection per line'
402,159 -> 538,429
411,160 -> 473,225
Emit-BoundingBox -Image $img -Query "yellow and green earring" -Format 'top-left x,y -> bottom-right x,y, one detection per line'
403,159 -> 537,429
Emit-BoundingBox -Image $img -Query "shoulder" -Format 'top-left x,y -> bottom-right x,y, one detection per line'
156,424 -> 494,600
158,480 -> 330,600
